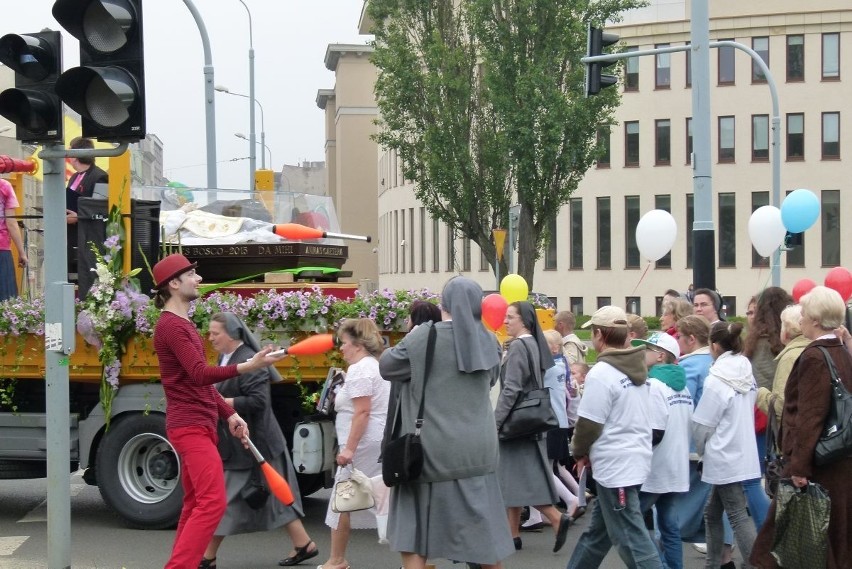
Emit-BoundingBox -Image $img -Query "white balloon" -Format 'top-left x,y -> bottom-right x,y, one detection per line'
748,205 -> 787,258
635,210 -> 678,261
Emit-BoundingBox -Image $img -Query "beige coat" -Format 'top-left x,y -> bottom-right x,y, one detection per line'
756,334 -> 809,422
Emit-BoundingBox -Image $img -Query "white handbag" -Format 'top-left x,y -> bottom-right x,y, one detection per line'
331,467 -> 375,513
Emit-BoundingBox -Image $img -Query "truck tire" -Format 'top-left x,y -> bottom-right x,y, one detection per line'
95,413 -> 183,530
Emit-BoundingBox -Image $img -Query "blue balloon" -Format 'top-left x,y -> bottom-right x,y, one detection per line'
780,189 -> 820,233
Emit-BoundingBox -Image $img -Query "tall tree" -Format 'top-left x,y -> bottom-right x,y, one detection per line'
369,0 -> 643,289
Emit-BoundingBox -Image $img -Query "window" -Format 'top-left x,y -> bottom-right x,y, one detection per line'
752,37 -> 769,82
655,44 -> 671,88
718,40 -> 735,84
785,190 -> 805,268
787,113 -> 804,160
751,191 -> 770,267
446,225 -> 455,271
822,33 -> 840,80
544,216 -> 557,270
822,112 -> 840,159
718,193 -> 736,267
625,47 -> 639,91
596,127 -> 611,168
822,190 -> 840,266
570,297 -> 584,316
570,198 -> 583,269
419,207 -> 426,272
597,197 -> 611,269
686,117 -> 693,164
787,35 -> 804,82
655,194 -> 672,268
409,208 -> 415,272
597,297 -> 612,309
718,116 -> 735,163
625,121 -> 640,166
400,210 -> 406,272
394,210 -> 399,272
625,196 -> 640,268
655,119 -> 671,165
461,237 -> 471,272
752,114 -> 769,161
722,297 -> 737,319
480,248 -> 489,271
685,42 -> 691,87
686,194 -> 694,268
432,219 -> 440,272
626,297 -> 641,315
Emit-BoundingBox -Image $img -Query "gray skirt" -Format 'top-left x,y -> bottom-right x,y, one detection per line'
215,451 -> 304,536
497,436 -> 558,507
388,471 -> 515,565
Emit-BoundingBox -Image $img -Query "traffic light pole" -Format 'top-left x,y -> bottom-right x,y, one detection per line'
37,142 -> 127,569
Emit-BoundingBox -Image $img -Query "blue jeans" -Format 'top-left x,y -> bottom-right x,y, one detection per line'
567,485 -> 663,569
742,477 -> 769,530
704,483 -> 756,569
677,461 -> 733,545
640,492 -> 683,569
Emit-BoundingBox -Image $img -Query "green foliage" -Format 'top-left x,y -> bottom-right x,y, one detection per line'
368,0 -> 646,288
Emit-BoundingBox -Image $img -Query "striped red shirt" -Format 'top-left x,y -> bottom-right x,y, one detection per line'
153,311 -> 239,431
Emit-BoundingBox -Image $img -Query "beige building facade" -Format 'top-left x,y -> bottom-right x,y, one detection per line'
356,1 -> 852,315
317,44 -> 380,285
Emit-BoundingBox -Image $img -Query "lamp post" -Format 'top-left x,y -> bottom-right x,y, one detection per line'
235,132 -> 271,170
217,85 -> 267,169
234,0 -> 256,190
182,0 -> 217,189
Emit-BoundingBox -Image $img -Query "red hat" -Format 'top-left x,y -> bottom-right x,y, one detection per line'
153,254 -> 197,289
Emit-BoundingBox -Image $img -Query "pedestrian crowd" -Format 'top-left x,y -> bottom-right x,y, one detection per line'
148,254 -> 851,569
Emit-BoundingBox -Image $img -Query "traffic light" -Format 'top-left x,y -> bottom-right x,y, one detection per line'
584,24 -> 620,97
0,31 -> 64,143
53,0 -> 146,142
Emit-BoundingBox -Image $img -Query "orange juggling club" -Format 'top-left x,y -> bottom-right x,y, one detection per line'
268,334 -> 337,358
271,223 -> 372,243
245,436 -> 295,505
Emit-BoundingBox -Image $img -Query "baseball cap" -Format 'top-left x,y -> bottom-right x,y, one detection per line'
631,331 -> 681,359
581,306 -> 629,329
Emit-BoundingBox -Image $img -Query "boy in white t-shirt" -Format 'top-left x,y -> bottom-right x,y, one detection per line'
632,332 -> 693,569
567,307 -> 663,569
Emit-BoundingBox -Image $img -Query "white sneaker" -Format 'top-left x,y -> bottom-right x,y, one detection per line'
692,543 -> 707,554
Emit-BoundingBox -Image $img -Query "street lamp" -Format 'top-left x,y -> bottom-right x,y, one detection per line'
235,0 -> 256,190
216,85 -> 267,169
235,132 -> 271,170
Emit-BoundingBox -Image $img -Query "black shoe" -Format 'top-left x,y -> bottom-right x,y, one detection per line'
278,540 -> 319,566
198,558 -> 216,569
513,536 -> 523,550
520,521 -> 546,532
553,514 -> 572,553
571,506 -> 587,521
720,563 -> 736,569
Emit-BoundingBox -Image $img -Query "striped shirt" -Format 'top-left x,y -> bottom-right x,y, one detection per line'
153,311 -> 239,431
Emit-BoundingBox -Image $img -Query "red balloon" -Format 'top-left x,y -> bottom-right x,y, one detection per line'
824,267 -> 852,302
481,293 -> 509,330
791,278 -> 817,303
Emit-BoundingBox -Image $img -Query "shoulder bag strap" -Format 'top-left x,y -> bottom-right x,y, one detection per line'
413,325 -> 437,436
766,393 -> 780,457
816,346 -> 843,392
519,338 -> 543,390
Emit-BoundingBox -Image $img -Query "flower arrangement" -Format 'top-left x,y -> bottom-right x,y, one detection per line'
75,205 -> 148,426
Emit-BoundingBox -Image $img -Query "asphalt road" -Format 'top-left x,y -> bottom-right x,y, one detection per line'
0,473 -> 727,568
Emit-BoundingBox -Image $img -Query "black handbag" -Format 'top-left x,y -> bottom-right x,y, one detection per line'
240,463 -> 270,509
813,346 -> 852,466
764,393 -> 784,498
382,325 -> 436,487
498,340 -> 558,441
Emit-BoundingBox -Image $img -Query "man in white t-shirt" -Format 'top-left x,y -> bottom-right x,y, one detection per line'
567,307 -> 664,569
632,332 -> 693,569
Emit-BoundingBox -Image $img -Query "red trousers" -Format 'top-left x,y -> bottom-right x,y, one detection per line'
164,426 -> 226,569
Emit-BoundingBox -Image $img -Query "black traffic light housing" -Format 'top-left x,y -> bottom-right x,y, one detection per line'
0,31 -> 64,143
53,0 -> 146,142
585,24 -> 620,97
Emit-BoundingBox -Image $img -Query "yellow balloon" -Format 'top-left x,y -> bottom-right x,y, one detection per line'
500,274 -> 529,304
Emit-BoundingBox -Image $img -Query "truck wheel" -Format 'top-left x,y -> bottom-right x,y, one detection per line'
96,414 -> 183,529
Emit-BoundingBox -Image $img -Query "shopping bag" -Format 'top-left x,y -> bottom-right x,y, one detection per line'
771,480 -> 831,569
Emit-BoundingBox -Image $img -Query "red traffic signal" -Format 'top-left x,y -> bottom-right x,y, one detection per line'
53,0 -> 146,142
0,31 -> 64,143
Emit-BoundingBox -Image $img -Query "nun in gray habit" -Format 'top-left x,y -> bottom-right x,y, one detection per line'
379,276 -> 515,568
495,301 -> 572,553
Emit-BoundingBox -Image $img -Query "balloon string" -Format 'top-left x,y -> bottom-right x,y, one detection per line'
632,261 -> 652,295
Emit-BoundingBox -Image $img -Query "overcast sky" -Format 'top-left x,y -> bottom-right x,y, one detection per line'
4,1 -> 369,190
